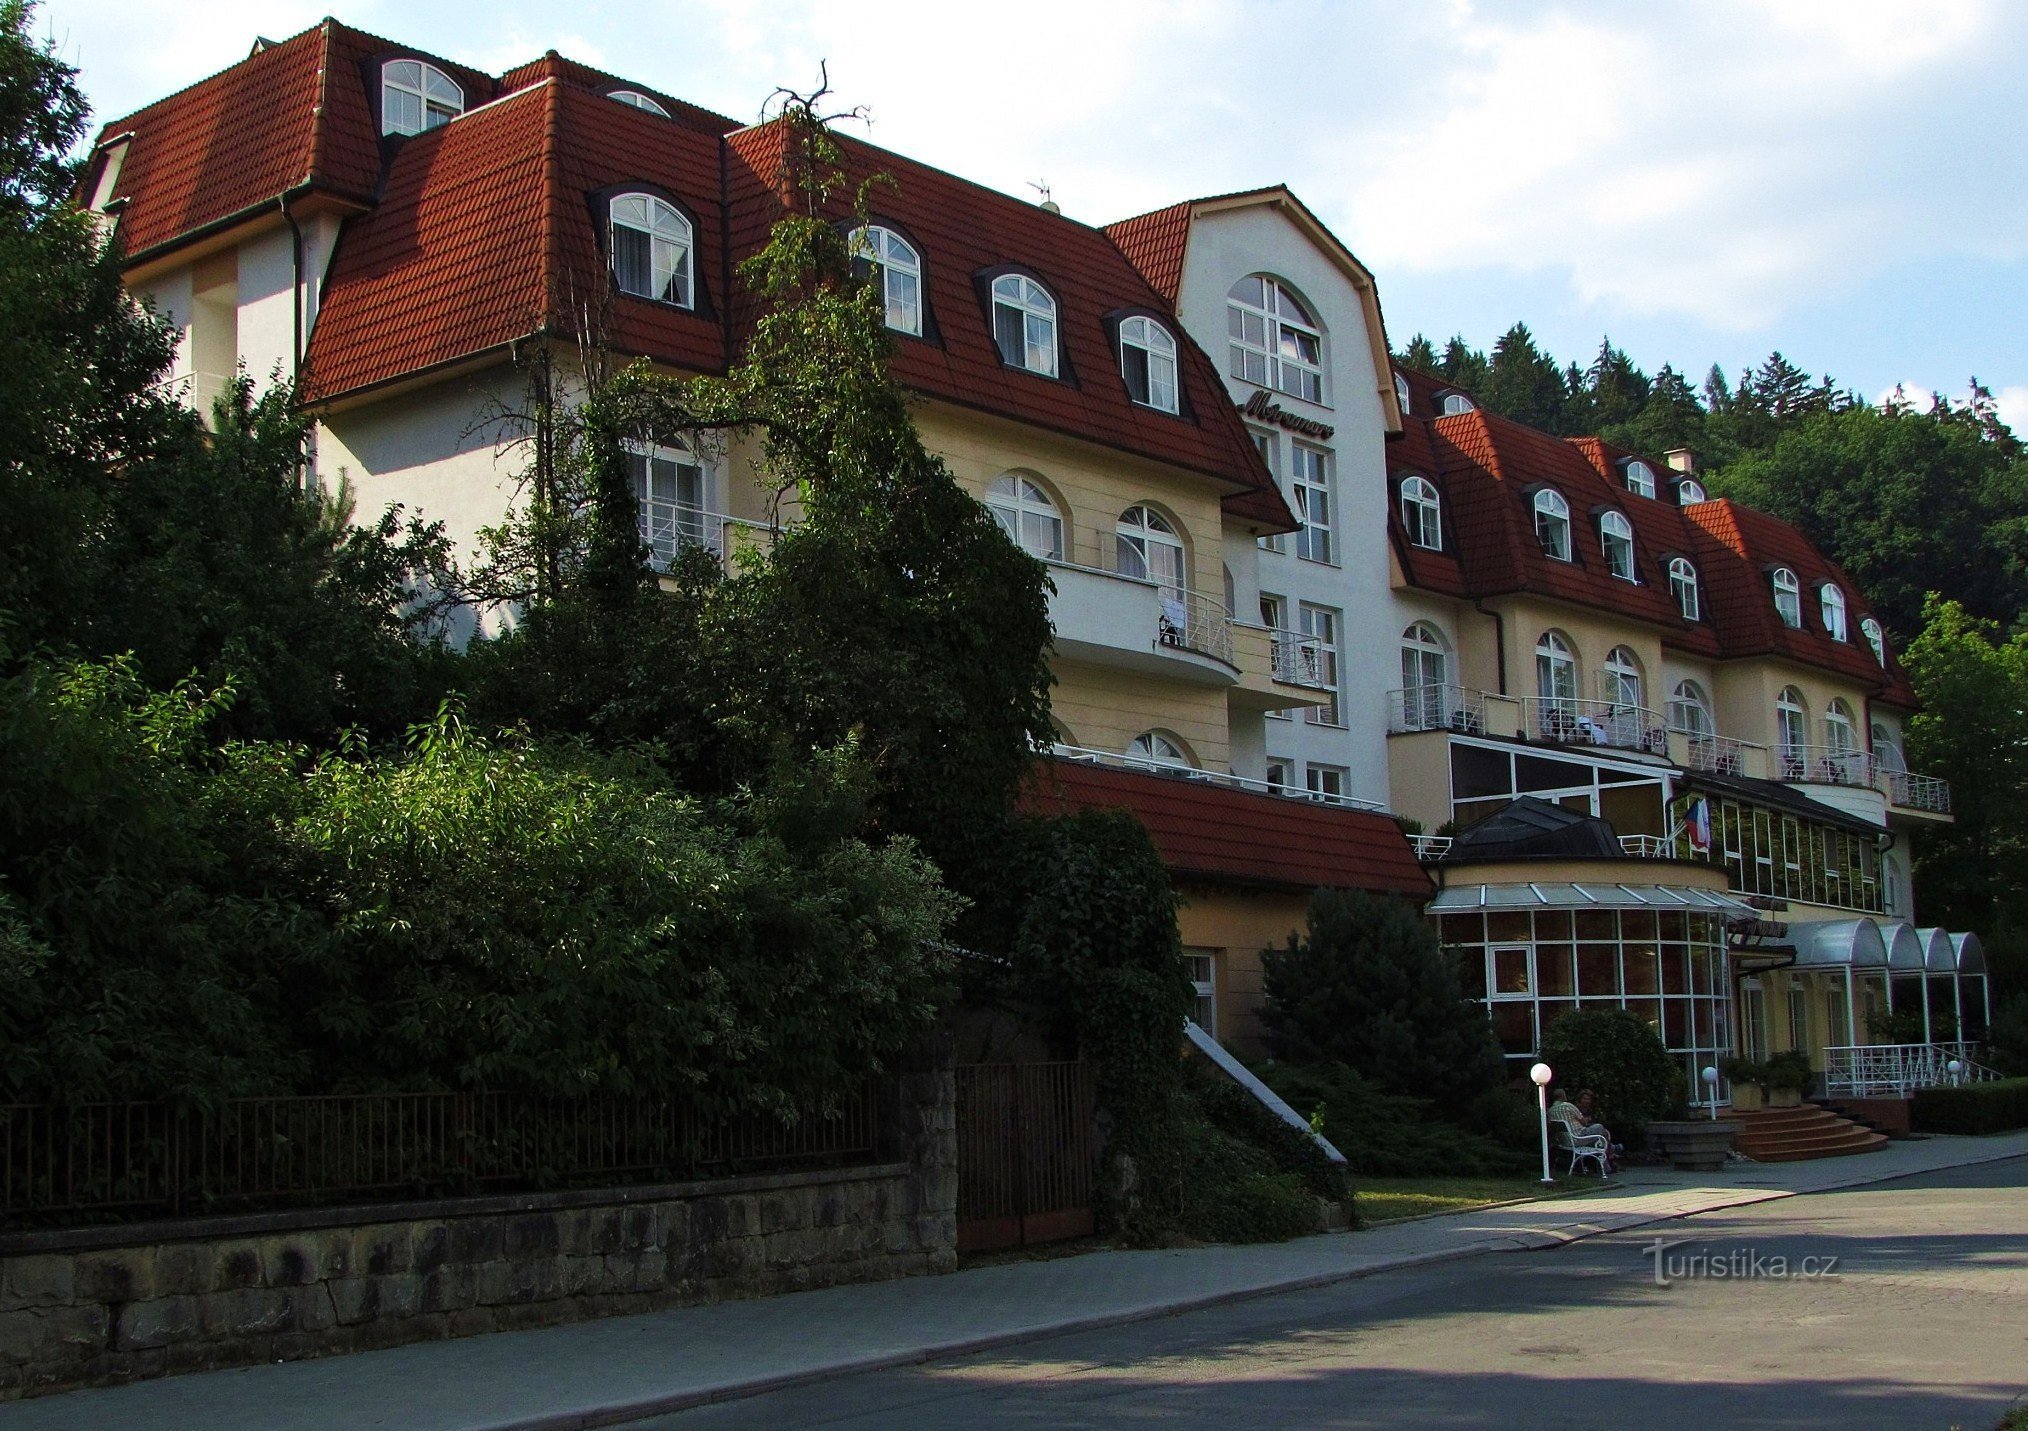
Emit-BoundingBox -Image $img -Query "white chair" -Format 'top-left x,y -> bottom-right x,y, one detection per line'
1552,1116 -> 1610,1177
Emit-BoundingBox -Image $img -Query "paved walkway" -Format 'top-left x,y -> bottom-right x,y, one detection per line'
6,1131 -> 2026,1431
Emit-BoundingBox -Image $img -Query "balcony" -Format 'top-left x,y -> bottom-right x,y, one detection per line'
1387,684 -> 1488,735
154,369 -> 235,426
1050,743 -> 1384,811
640,502 -> 774,573
1522,697 -> 1667,756
1881,768 -> 1952,815
1776,743 -> 1876,789
1266,628 -> 1332,690
1682,733 -> 1759,778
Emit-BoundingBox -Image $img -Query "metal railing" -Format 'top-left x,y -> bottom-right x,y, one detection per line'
1777,744 -> 1876,788
1821,1042 -> 1997,1097
1881,769 -> 1952,814
153,369 -> 235,422
1265,628 -> 1330,689
1047,743 -> 1386,811
1523,697 -> 1666,755
1407,834 -> 1453,860
1617,834 -> 1676,858
1683,733 -> 1756,777
639,503 -> 774,571
1157,588 -> 1236,665
1387,684 -> 1488,735
1,1084 -> 887,1227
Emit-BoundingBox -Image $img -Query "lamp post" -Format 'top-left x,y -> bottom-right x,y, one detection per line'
1702,1065 -> 1720,1120
1947,1057 -> 1964,1088
1531,1061 -> 1555,1186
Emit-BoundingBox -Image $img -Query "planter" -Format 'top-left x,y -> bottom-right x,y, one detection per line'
1646,1119 -> 1741,1171
1768,1087 -> 1803,1108
1730,1084 -> 1766,1112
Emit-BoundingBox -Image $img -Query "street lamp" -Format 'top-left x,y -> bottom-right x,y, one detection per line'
1947,1057 -> 1964,1087
1701,1065 -> 1720,1120
1531,1061 -> 1555,1186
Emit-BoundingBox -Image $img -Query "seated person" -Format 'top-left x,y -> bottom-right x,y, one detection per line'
1577,1089 -> 1625,1172
1547,1088 -> 1583,1129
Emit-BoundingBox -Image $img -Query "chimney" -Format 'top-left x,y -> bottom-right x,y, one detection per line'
1665,448 -> 1695,474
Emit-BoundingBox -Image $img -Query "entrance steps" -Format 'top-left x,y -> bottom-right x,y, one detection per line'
1726,1103 -> 1890,1162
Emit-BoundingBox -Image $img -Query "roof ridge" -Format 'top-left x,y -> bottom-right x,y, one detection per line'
299,18 -> 336,188
94,20 -> 325,140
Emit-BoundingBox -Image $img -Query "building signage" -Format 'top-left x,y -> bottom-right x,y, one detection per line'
1239,390 -> 1334,440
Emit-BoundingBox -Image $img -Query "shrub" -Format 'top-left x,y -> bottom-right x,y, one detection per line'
1186,1063 -> 1348,1205
1764,1050 -> 1814,1094
1261,888 -> 1506,1108
1254,1060 -> 1532,1178
1721,1056 -> 1767,1089
1910,1077 -> 2028,1135
1538,1009 -> 1685,1138
1987,994 -> 2028,1078
1172,1112 -> 1320,1244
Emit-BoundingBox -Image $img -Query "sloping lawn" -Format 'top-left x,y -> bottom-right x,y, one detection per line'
1356,1175 -> 1601,1224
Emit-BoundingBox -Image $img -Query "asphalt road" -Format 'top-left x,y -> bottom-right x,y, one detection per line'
645,1156 -> 2028,1431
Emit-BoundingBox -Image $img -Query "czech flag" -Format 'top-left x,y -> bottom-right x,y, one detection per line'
1685,796 -> 1712,855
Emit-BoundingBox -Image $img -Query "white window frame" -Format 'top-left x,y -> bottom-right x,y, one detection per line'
1535,489 -> 1572,561
381,60 -> 464,137
1600,510 -> 1636,581
1300,603 -> 1341,727
853,226 -> 923,336
991,274 -> 1058,377
1536,631 -> 1578,703
1184,951 -> 1218,1033
1871,720 -> 1905,773
1261,592 -> 1291,720
1677,478 -> 1708,504
1290,443 -> 1333,564
1401,475 -> 1442,551
1861,617 -> 1886,665
1669,557 -> 1701,620
1669,680 -> 1715,738
1441,392 -> 1475,415
608,90 -> 670,116
985,474 -> 1064,561
1118,315 -> 1179,413
1394,371 -> 1411,415
1820,583 -> 1849,641
1400,623 -> 1450,726
1116,505 -> 1185,596
1776,687 -> 1809,758
1624,460 -> 1657,499
629,439 -> 712,567
1226,275 -> 1323,404
1305,763 -> 1349,799
1250,428 -> 1286,555
1825,700 -> 1858,754
1772,567 -> 1802,628
1602,646 -> 1644,710
609,193 -> 694,307
1127,731 -> 1191,768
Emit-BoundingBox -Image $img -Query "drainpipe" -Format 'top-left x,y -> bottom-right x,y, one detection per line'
1472,598 -> 1508,694
280,192 -> 306,384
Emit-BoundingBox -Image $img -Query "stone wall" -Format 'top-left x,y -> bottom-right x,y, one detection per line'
0,1068 -> 956,1399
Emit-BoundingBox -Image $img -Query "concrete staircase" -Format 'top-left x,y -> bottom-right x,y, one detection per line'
1728,1103 -> 1890,1162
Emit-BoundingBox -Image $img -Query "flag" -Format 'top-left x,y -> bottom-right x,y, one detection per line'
1685,796 -> 1712,855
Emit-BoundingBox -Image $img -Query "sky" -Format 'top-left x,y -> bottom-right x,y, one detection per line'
33,0 -> 2028,431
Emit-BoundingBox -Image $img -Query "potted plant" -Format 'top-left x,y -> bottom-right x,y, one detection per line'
1764,1051 -> 1814,1108
1721,1057 -> 1767,1111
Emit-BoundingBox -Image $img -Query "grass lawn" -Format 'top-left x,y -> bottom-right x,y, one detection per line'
1355,1174 -> 1602,1224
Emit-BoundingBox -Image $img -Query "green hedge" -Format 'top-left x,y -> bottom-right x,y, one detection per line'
1910,1078 -> 2028,1135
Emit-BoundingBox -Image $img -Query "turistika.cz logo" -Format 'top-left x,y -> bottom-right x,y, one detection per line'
1644,1237 -> 1840,1287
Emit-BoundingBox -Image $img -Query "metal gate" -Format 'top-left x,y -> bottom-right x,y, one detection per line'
954,1060 -> 1095,1254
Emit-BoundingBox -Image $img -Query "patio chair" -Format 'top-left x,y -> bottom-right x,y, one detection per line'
1551,1116 -> 1610,1177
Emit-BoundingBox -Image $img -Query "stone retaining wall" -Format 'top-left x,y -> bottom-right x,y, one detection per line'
0,1068 -> 956,1399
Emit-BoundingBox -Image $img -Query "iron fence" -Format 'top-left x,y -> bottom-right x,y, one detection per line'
0,1084 -> 888,1228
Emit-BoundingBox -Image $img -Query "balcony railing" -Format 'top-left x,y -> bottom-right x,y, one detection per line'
1682,733 -> 1757,776
154,369 -> 235,423
1388,684 -> 1488,735
1523,697 -> 1666,755
640,503 -> 773,571
1155,588 -> 1235,665
1881,768 -> 1952,814
1617,834 -> 1675,858
1407,834 -> 1453,860
1049,743 -> 1385,812
1776,743 -> 1876,788
1822,1042 -> 1997,1098
1266,629 -> 1331,689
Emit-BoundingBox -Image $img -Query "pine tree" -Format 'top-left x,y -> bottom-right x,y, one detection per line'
1438,334 -> 1489,394
1481,322 -> 1570,432
1397,333 -> 1438,373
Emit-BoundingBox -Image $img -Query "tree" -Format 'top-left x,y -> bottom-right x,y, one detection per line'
1481,323 -> 1570,433
1538,1009 -> 1683,1137
1396,333 -> 1438,374
1437,334 -> 1489,394
1261,888 -> 1506,1109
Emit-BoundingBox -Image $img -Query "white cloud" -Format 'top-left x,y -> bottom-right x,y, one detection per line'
1996,385 -> 2028,435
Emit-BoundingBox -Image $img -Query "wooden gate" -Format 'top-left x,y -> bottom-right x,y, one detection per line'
954,1060 -> 1095,1254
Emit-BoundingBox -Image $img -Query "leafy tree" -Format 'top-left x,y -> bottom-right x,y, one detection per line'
1260,887 -> 1506,1108
1537,1008 -> 1684,1138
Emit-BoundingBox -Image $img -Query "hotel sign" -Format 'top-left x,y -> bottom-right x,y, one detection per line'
1240,390 -> 1334,441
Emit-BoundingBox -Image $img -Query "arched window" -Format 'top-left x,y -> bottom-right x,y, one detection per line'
852,226 -> 922,335
1676,477 -> 1708,504
1599,510 -> 1636,581
608,90 -> 670,116
1669,680 -> 1715,737
1669,557 -> 1701,620
609,193 -> 693,306
1394,371 -> 1411,415
991,274 -> 1058,376
1118,315 -> 1178,412
1400,622 -> 1450,696
1771,567 -> 1802,628
381,60 -> 463,136
1820,583 -> 1849,641
1871,719 -> 1906,773
1400,476 -> 1442,550
1116,505 -> 1185,595
1776,687 -> 1809,770
1535,631 -> 1578,703
1441,392 -> 1476,415
1534,489 -> 1572,561
1602,646 -> 1644,709
985,474 -> 1064,561
1861,617 -> 1886,665
1825,698 -> 1858,754
1226,275 -> 1322,402
1623,460 -> 1656,499
1127,731 -> 1191,768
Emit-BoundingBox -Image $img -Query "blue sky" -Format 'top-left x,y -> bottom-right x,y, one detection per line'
37,0 -> 2028,428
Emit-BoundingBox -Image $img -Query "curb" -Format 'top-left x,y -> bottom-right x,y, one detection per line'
477,1141 -> 2027,1431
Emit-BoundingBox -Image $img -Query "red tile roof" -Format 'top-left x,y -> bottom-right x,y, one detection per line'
1102,202 -> 1191,303
1022,759 -> 1431,899
496,53 -> 738,137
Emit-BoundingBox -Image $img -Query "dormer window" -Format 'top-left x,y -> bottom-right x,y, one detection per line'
1118,316 -> 1179,412
991,274 -> 1058,377
1394,371 -> 1411,415
381,60 -> 463,136
609,90 -> 671,116
1820,583 -> 1849,641
1401,475 -> 1442,551
1599,510 -> 1636,581
1862,616 -> 1886,665
1226,275 -> 1322,403
852,226 -> 922,335
1440,392 -> 1475,416
1534,488 -> 1572,561
609,193 -> 693,306
1669,557 -> 1700,620
1623,460 -> 1656,499
1771,567 -> 1802,628
1676,477 -> 1708,504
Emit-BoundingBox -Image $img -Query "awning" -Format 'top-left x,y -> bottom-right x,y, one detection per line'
1790,919 -> 1889,969
1881,921 -> 1927,972
1950,931 -> 1986,975
1426,882 -> 1756,914
1914,926 -> 1956,972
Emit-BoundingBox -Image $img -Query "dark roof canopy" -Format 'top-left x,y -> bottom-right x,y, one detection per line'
1449,796 -> 1623,861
